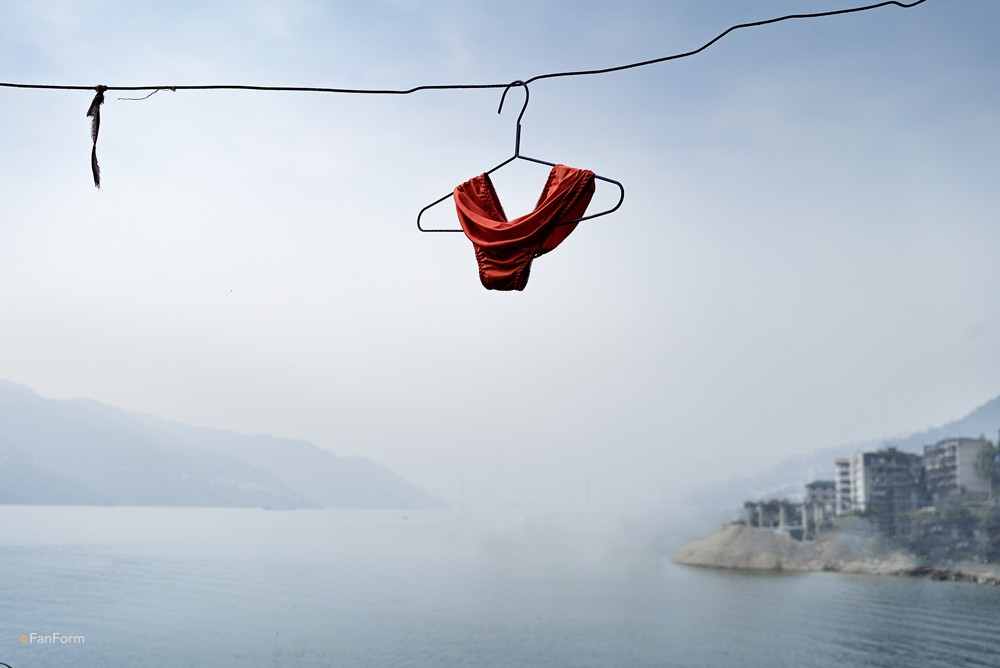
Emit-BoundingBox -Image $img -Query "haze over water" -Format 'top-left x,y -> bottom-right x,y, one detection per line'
2,506 -> 998,668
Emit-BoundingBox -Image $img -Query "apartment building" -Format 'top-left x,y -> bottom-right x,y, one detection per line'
834,458 -> 851,516
851,447 -> 925,536
923,437 -> 990,502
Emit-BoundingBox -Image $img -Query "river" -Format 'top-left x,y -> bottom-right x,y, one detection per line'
1,506 -> 998,667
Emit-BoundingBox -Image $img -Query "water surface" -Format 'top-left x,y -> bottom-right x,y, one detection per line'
1,506 -> 998,667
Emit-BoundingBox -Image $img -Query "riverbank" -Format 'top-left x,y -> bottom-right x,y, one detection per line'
673,522 -> 1000,585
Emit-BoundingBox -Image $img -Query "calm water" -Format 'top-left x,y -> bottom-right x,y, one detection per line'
1,506 -> 999,668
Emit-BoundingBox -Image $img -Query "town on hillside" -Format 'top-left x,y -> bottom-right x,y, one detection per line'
742,435 -> 1000,563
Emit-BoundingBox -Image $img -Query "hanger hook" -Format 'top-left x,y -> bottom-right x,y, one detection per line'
498,80 -> 529,157
497,80 -> 529,126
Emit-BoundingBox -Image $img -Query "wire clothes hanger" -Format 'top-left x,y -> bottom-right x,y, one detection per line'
416,80 -> 625,232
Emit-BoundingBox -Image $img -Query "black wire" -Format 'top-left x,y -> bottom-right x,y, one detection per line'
0,0 -> 929,95
0,81 -> 506,93
526,0 -> 929,85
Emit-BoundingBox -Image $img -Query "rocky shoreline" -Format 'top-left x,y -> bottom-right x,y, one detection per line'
673,523 -> 1000,586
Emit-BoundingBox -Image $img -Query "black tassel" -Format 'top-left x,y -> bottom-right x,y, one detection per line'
86,85 -> 107,188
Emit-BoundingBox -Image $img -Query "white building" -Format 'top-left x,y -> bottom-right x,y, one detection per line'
923,437 -> 990,502
834,458 -> 851,516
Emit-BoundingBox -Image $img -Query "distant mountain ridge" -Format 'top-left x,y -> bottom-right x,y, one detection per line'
0,379 -> 446,509
685,393 -> 1000,509
883,395 -> 1000,453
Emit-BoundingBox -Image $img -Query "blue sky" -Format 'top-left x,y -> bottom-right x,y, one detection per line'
2,0 -> 999,507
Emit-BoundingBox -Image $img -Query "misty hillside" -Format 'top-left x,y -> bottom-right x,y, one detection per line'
0,379 -> 446,509
686,393 -> 1000,510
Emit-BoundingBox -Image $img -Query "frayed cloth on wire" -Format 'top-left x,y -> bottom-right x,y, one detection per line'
86,85 -> 107,188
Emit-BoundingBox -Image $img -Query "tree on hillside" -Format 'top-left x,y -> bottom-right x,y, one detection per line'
903,500 -> 980,561
975,437 -> 1000,500
981,505 -> 1000,562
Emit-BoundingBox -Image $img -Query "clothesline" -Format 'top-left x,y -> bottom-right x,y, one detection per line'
0,0 -> 927,96
0,0 -> 929,188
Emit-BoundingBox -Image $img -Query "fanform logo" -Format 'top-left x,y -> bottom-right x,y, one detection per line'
19,632 -> 86,645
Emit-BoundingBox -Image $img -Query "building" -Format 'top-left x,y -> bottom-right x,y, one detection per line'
805,480 -> 836,506
923,437 -> 990,503
851,447 -> 925,537
803,480 -> 836,538
743,499 -> 802,532
834,458 -> 852,516
805,480 -> 836,516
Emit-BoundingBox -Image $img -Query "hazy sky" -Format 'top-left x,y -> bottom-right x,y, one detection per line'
1,0 -> 998,508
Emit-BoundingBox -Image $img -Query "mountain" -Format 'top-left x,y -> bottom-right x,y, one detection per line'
882,395 -> 1000,453
0,379 -> 446,509
684,393 -> 1000,510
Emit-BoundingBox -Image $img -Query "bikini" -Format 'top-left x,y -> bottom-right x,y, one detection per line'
453,164 -> 596,291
